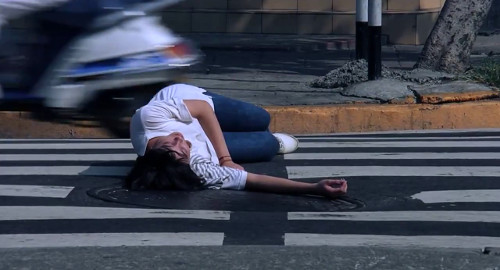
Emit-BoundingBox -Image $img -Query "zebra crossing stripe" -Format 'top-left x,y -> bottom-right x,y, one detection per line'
0,143 -> 132,150
284,234 -> 500,249
285,152 -> 500,160
0,185 -> 73,198
298,141 -> 500,148
411,190 -> 500,204
286,166 -> 500,178
0,233 -> 224,248
3,139 -> 500,150
3,165 -> 500,177
0,154 -> 137,161
296,129 -> 500,136
0,206 -> 231,221
288,211 -> 500,223
297,136 -> 500,141
0,139 -> 129,142
3,152 -> 500,162
0,166 -> 130,176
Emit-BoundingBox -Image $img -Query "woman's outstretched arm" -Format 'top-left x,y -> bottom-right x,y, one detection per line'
245,173 -> 347,198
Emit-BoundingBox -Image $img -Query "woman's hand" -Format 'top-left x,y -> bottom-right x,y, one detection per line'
245,173 -> 347,198
221,160 -> 244,170
315,179 -> 348,198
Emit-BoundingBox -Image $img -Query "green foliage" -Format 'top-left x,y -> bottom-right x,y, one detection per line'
465,58 -> 500,88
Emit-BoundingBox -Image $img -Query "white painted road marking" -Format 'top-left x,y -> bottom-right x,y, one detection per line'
0,166 -> 130,176
0,143 -> 132,150
298,141 -> 500,148
0,185 -> 73,198
286,166 -> 500,178
0,206 -> 231,221
296,128 -> 500,136
3,139 -> 500,150
288,211 -> 500,223
2,152 -> 498,161
0,233 -> 224,248
285,234 -> 500,249
0,139 -> 130,142
297,136 -> 500,141
285,152 -> 500,160
3,165 -> 500,178
0,154 -> 137,161
411,190 -> 500,203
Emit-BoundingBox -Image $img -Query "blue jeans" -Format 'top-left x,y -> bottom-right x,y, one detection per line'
204,92 -> 279,163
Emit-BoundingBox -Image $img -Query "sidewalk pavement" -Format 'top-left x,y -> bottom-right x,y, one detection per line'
1,33 -> 499,138
182,33 -> 500,134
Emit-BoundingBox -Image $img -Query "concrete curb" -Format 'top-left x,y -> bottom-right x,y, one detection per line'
266,100 -> 500,134
1,100 -> 500,138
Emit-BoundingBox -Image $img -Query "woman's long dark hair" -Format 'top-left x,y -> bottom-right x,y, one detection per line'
124,148 -> 205,191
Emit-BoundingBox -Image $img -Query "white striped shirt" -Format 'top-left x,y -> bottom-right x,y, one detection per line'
190,155 -> 247,190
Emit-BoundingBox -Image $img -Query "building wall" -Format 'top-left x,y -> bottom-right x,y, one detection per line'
162,0 -> 445,45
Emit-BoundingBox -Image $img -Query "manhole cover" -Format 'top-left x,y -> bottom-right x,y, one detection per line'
88,184 -> 365,212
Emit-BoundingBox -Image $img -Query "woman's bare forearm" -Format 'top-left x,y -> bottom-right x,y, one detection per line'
245,173 -> 318,195
245,173 -> 348,198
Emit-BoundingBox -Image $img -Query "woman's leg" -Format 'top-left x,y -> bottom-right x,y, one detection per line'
204,91 -> 270,132
204,91 -> 280,162
223,131 -> 279,163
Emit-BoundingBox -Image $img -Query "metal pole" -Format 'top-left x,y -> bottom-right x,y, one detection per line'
368,0 -> 382,80
356,0 -> 368,60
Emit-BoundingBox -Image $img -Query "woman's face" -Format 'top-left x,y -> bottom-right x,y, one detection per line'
151,132 -> 192,163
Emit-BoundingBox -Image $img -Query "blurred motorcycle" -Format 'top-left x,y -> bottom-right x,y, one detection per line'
0,0 -> 201,137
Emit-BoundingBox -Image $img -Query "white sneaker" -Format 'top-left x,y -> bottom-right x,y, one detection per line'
273,133 -> 299,154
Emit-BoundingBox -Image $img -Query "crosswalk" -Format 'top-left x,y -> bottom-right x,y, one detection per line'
2,130 -> 500,249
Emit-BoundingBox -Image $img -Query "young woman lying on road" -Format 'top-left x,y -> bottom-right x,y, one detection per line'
125,83 -> 347,198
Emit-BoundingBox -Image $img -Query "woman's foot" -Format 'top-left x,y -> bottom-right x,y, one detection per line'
273,133 -> 299,154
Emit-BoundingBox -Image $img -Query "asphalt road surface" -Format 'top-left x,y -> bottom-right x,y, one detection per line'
1,129 -> 500,269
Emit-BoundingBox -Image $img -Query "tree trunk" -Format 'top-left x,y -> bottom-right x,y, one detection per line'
415,0 -> 493,74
